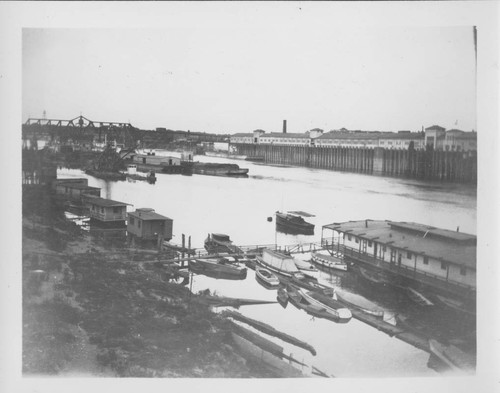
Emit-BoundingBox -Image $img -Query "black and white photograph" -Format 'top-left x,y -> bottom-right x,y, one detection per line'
1,1 -> 499,392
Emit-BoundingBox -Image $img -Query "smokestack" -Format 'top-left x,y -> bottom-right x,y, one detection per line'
283,120 -> 287,134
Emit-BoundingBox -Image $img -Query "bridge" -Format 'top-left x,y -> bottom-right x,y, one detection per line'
25,115 -> 135,129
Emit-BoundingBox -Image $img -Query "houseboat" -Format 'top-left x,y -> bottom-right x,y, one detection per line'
275,212 -> 314,235
84,196 -> 128,227
321,220 -> 476,314
256,249 -> 305,279
127,208 -> 173,244
52,178 -> 101,212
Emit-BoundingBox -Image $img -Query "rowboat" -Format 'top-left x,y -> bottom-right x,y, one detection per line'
255,267 -> 280,287
334,288 -> 384,317
405,287 -> 434,307
357,266 -> 392,287
293,257 -> 318,273
311,252 -> 348,271
286,285 -> 352,322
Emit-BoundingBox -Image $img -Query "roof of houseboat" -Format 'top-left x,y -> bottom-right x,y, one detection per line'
323,220 -> 476,269
128,209 -> 172,221
85,196 -> 128,207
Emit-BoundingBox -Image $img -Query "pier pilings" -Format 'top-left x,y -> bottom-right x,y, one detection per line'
233,143 -> 476,183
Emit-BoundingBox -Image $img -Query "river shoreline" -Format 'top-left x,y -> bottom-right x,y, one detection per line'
22,187 -> 303,378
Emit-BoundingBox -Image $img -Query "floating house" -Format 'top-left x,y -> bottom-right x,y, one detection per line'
321,220 -> 476,302
127,208 -> 173,242
129,154 -> 181,167
52,178 -> 101,203
84,196 -> 128,226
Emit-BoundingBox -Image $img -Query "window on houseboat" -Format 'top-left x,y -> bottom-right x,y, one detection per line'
113,207 -> 120,213
101,207 -> 104,213
348,235 -> 352,241
368,241 -> 372,247
138,220 -> 141,228
129,217 -> 135,225
423,257 -> 429,265
460,267 -> 467,276
441,261 -> 447,270
355,238 -> 359,244
407,252 -> 412,259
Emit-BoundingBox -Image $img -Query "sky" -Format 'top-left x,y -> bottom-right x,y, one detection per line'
22,24 -> 477,135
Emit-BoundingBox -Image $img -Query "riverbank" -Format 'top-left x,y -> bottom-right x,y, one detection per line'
22,188 -> 302,377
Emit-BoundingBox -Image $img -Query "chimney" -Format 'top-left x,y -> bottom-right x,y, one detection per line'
283,120 -> 287,134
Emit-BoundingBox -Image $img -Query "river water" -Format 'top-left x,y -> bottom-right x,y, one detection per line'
58,151 -> 476,377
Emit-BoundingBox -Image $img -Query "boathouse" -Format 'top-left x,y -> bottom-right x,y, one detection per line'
84,196 -> 128,226
127,208 -> 173,242
321,220 -> 476,300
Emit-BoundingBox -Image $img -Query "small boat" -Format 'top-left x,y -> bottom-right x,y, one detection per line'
256,249 -> 304,278
293,258 -> 318,273
204,233 -> 243,254
405,287 -> 434,307
275,211 -> 314,235
189,257 -> 247,279
290,274 -> 334,297
277,287 -> 289,307
287,285 -> 352,322
357,266 -> 392,287
255,267 -> 280,287
311,252 -> 348,271
334,288 -> 384,317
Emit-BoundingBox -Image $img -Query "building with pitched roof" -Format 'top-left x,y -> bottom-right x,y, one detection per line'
321,220 -> 476,301
127,208 -> 173,242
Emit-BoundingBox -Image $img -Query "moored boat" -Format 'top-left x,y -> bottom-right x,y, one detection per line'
255,267 -> 281,287
311,252 -> 348,271
189,257 -> 247,279
204,233 -> 243,254
275,211 -> 314,235
334,288 -> 384,317
405,287 -> 434,307
193,162 -> 249,177
286,285 -> 352,322
357,266 -> 392,287
256,248 -> 304,278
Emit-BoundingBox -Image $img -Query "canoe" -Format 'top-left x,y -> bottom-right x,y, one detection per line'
255,267 -> 280,287
405,287 -> 434,307
311,252 -> 348,271
334,288 -> 384,317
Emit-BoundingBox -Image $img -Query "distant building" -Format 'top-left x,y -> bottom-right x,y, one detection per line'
424,125 -> 446,150
259,132 -> 311,146
127,208 -> 173,242
315,131 -> 380,148
378,131 -> 425,150
443,129 -> 477,152
322,220 -> 476,300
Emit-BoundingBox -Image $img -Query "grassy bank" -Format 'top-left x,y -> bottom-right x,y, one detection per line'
22,187 -> 297,378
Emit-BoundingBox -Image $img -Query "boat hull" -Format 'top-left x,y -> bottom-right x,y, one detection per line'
275,212 -> 314,234
311,252 -> 348,271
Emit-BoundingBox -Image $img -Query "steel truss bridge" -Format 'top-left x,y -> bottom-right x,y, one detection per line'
24,115 -> 135,129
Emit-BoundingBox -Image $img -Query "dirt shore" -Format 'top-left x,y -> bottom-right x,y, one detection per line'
22,207 -> 301,378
